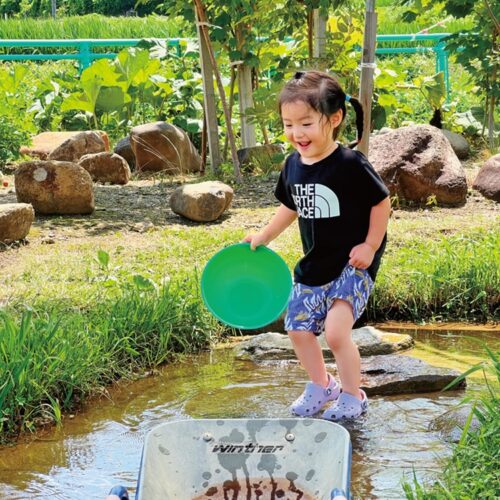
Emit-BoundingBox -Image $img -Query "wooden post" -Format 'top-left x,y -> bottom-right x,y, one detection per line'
195,7 -> 221,172
194,0 -> 241,180
313,9 -> 327,61
235,23 -> 256,148
358,0 -> 377,157
51,0 -> 56,19
237,64 -> 257,148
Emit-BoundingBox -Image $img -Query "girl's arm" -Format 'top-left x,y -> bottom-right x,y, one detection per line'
349,196 -> 391,269
244,203 -> 297,250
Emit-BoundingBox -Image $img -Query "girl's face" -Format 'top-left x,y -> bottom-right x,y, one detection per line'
281,101 -> 342,165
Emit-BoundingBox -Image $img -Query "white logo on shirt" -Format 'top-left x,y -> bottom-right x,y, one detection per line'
292,183 -> 340,219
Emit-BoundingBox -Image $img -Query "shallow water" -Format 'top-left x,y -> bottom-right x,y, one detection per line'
0,327 -> 498,499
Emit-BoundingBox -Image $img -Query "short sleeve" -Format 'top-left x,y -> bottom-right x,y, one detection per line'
274,160 -> 297,211
354,153 -> 390,206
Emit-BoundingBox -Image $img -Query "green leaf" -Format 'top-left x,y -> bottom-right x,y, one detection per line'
372,104 -> 387,130
132,274 -> 156,291
96,86 -> 126,113
97,250 -> 110,269
421,72 -> 446,110
60,91 -> 96,114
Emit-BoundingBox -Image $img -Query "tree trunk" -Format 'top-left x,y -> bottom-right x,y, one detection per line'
235,23 -> 257,148
358,0 -> 377,156
194,0 -> 241,178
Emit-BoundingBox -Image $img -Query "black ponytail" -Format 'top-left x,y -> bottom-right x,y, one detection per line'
346,96 -> 364,149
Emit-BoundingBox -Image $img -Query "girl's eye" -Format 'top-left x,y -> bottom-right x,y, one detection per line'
302,123 -> 312,127
284,124 -> 292,128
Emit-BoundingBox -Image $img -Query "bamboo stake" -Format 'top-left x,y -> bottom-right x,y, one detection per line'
201,111 -> 207,174
194,0 -> 241,180
223,65 -> 236,161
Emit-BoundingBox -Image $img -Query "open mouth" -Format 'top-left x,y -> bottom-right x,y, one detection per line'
297,141 -> 311,148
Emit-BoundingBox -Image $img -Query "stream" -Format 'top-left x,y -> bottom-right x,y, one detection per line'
0,327 -> 498,499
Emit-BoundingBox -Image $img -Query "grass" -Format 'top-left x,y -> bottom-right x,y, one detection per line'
0,14 -> 191,44
403,344 -> 500,498
371,228 -> 500,322
0,264 -> 224,440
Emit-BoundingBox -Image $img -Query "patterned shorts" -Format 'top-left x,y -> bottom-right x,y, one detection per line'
284,264 -> 374,334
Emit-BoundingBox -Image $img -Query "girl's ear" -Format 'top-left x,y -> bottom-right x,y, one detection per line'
330,109 -> 343,129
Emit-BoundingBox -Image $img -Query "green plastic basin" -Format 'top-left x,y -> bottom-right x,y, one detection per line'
201,243 -> 292,329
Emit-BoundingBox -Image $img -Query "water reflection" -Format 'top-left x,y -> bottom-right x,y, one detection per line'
0,328 -> 497,499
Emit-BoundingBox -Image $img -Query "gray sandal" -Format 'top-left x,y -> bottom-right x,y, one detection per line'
322,389 -> 368,421
291,373 -> 340,417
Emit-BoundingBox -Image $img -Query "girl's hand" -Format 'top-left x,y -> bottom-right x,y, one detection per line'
242,232 -> 269,251
349,242 -> 375,269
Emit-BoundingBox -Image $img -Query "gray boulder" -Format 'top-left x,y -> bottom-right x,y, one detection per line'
114,136 -> 136,171
369,125 -> 467,206
170,181 -> 233,222
15,160 -> 94,215
0,203 -> 34,243
48,131 -> 106,162
359,354 -> 466,395
442,129 -> 470,159
234,328 -> 414,361
130,121 -> 201,174
237,144 -> 285,173
472,154 -> 500,202
78,152 -> 131,185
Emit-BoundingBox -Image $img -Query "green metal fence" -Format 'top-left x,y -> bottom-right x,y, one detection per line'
0,34 -> 452,95
0,38 -> 187,70
375,34 -> 451,98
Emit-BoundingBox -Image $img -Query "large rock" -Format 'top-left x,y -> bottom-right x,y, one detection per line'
369,125 -> 468,205
170,181 -> 233,222
472,154 -> 500,202
130,121 -> 201,174
359,354 -> 466,395
234,328 -> 414,361
78,152 -> 131,185
114,136 -> 136,170
442,129 -> 470,160
237,144 -> 285,173
15,160 -> 94,215
0,203 -> 34,243
20,131 -> 109,160
48,131 -> 106,162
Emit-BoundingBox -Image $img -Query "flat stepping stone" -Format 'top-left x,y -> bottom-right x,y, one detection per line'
359,354 -> 466,395
234,327 -> 414,361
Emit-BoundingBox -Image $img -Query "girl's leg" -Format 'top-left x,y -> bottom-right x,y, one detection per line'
288,330 -> 328,387
324,299 -> 361,399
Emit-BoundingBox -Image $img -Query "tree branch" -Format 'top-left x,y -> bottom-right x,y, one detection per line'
483,0 -> 500,35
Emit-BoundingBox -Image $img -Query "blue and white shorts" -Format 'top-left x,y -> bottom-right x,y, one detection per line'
284,264 -> 374,335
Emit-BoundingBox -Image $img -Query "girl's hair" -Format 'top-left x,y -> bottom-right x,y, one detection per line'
278,70 -> 364,148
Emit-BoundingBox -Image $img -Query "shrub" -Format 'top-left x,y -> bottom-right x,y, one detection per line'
0,115 -> 30,167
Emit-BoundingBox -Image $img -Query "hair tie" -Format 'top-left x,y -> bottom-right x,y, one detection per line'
345,94 -> 351,102
294,71 -> 305,80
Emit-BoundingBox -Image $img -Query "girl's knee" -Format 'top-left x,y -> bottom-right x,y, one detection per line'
288,330 -> 316,345
325,329 -> 355,352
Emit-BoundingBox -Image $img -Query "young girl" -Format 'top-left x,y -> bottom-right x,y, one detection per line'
244,70 -> 391,421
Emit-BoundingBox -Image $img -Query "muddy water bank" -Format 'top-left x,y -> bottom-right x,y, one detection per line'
0,327 -> 498,499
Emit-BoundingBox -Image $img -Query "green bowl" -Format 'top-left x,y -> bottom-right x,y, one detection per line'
201,243 -> 292,329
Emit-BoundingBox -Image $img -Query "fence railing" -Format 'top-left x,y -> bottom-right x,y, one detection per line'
375,34 -> 451,98
0,34 -> 452,95
0,38 -> 188,70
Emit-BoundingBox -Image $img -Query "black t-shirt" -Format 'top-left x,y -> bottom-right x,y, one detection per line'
275,145 -> 390,286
